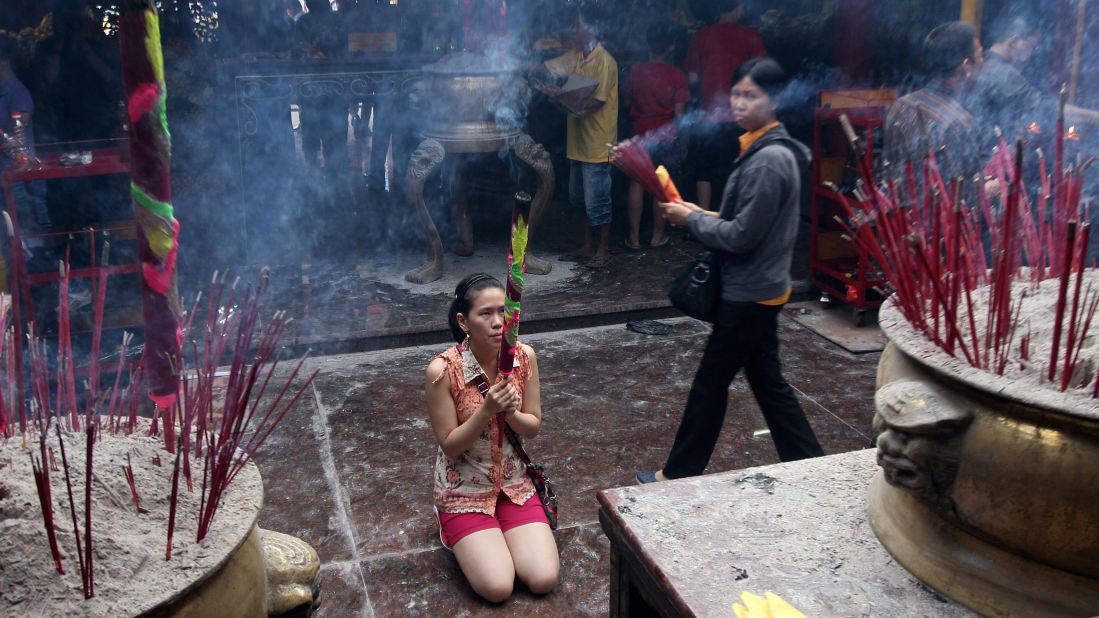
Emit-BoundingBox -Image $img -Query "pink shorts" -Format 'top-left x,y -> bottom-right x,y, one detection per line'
437,492 -> 548,548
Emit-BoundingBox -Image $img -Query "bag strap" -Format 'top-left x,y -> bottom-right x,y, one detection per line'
470,373 -> 536,468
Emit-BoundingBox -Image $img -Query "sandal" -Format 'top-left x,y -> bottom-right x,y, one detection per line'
626,319 -> 672,335
621,239 -> 643,253
583,255 -> 609,269
650,236 -> 671,249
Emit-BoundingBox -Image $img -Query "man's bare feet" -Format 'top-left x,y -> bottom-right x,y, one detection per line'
558,248 -> 596,262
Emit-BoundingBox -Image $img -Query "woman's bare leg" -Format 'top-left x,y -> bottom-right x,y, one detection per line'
503,522 -> 559,594
696,180 -> 712,211
626,180 -> 643,248
650,201 -> 669,246
452,528 -> 516,602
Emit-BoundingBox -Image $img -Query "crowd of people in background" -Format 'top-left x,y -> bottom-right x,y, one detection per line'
1,1 -> 1096,267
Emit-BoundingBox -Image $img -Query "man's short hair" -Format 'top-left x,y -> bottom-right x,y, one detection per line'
646,22 -> 677,55
715,0 -> 745,14
923,21 -> 978,79
688,0 -> 743,24
986,13 -> 1038,45
578,3 -> 609,36
0,37 -> 15,65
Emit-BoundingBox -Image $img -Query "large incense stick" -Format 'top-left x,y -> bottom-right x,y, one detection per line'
498,192 -> 531,378
118,0 -> 182,410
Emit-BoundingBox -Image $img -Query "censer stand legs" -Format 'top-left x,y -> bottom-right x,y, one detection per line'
453,163 -> 475,257
404,138 -> 446,284
403,134 -> 556,283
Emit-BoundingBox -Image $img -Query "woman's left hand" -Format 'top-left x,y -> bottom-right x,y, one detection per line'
499,375 -> 522,417
657,200 -> 698,227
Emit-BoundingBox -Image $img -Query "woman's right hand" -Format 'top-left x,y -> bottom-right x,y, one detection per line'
481,379 -> 519,417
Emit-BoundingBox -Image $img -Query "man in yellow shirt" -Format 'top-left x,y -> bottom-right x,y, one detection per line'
546,5 -> 618,269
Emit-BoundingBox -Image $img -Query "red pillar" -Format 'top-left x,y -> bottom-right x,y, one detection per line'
1047,0 -> 1099,107
834,0 -> 876,84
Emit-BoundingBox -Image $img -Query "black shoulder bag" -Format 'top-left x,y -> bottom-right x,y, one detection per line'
667,166 -> 743,322
471,374 -> 559,530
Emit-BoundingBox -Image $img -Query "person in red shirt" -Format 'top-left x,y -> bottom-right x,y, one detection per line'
684,0 -> 765,211
623,22 -> 689,250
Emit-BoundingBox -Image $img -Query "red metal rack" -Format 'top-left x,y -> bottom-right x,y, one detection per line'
810,105 -> 889,326
1,139 -> 140,421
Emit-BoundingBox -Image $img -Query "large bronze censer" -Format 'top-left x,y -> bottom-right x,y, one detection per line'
420,52 -> 522,152
404,52 -> 553,283
869,298 -> 1099,616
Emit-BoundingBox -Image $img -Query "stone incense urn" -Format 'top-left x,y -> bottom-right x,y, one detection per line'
0,431 -> 320,618
868,300 -> 1099,617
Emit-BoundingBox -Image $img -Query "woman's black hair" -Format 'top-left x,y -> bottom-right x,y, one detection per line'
732,57 -> 787,99
448,273 -> 504,344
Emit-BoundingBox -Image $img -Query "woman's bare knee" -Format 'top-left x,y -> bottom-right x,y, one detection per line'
523,568 -> 559,595
472,577 -> 514,603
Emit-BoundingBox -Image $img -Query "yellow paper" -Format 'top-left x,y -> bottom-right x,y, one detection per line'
765,592 -> 807,618
731,591 -> 806,618
655,165 -> 682,201
733,591 -> 770,617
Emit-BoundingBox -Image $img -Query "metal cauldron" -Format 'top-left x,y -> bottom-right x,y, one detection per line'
868,297 -> 1099,617
420,52 -> 523,153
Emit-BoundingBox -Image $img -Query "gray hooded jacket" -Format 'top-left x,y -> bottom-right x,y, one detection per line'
684,124 -> 810,303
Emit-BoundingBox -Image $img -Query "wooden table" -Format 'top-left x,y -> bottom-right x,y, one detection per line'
596,450 -> 975,617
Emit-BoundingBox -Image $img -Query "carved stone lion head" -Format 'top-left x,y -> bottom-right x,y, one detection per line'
873,379 -> 974,507
407,139 -> 445,181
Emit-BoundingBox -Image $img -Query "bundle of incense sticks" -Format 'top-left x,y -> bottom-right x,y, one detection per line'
833,112 -> 1095,394
0,293 -> 11,438
190,271 -> 318,544
610,139 -> 671,202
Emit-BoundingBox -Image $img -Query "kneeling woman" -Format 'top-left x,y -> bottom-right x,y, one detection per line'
425,273 -> 559,602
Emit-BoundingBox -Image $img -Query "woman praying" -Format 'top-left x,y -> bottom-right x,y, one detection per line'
425,273 -> 559,602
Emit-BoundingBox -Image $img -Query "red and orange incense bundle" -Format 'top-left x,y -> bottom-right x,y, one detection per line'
655,165 -> 682,201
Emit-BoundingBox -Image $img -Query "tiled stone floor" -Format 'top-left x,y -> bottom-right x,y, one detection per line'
252,314 -> 880,617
